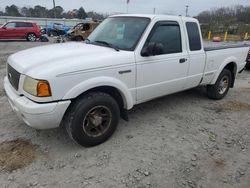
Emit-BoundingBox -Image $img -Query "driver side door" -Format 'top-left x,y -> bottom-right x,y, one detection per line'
136,21 -> 189,103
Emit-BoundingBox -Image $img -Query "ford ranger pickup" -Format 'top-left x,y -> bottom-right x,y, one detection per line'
4,14 -> 249,146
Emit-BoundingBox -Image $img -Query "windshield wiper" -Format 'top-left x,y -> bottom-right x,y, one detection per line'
94,40 -> 120,51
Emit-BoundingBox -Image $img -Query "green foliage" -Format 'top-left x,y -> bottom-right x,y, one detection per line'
5,5 -> 21,17
77,7 -> 88,19
197,5 -> 250,36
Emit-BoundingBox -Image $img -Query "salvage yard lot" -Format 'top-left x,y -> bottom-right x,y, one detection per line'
0,41 -> 250,188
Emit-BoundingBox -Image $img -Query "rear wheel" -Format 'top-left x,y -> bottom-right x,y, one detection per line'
207,69 -> 232,100
26,33 -> 36,42
64,92 -> 120,147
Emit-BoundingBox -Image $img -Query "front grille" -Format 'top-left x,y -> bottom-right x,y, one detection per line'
7,64 -> 20,90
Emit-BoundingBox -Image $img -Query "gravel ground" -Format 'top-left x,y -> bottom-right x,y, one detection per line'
0,40 -> 250,188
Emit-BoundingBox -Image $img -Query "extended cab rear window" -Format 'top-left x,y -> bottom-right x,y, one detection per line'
186,22 -> 201,51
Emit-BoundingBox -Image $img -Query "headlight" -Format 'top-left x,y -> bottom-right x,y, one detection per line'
23,76 -> 52,97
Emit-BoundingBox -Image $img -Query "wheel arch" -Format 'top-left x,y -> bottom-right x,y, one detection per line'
211,58 -> 237,87
62,77 -> 134,110
224,62 -> 237,87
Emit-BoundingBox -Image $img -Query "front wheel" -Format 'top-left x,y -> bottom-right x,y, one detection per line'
207,69 -> 232,100
64,92 -> 120,147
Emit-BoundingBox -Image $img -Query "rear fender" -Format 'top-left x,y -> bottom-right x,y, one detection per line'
210,56 -> 237,85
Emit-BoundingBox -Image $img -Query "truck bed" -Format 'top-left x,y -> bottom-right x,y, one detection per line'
201,42 -> 249,86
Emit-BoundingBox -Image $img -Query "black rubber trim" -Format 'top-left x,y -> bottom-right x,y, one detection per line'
204,44 -> 249,51
26,97 -> 71,104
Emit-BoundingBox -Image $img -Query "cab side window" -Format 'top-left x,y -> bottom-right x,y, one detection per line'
83,24 -> 90,31
5,22 -> 16,28
16,22 -> 33,28
186,22 -> 201,51
144,22 -> 182,55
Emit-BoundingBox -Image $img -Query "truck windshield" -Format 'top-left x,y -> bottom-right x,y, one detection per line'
87,17 -> 150,51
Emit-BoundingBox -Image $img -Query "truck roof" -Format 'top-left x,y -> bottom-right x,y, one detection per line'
110,14 -> 198,22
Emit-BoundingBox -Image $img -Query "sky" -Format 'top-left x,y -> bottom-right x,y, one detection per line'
0,0 -> 249,16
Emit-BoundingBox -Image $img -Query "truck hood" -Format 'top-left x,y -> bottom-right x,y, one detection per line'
8,42 -> 134,77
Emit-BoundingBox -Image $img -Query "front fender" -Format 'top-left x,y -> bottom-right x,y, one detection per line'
62,76 -> 134,109
210,56 -> 237,85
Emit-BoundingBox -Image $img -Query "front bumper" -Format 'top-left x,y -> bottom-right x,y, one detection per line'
4,77 -> 71,129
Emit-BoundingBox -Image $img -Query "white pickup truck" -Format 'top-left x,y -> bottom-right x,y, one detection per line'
4,14 -> 249,146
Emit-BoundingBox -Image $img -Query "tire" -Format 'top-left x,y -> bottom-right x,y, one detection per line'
75,36 -> 83,41
64,92 -> 120,147
245,64 -> 250,70
51,30 -> 58,37
47,31 -> 51,37
40,36 -> 49,42
26,33 -> 36,42
207,69 -> 232,100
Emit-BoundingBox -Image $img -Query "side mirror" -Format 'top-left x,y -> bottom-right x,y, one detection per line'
2,26 -> 6,29
141,42 -> 164,57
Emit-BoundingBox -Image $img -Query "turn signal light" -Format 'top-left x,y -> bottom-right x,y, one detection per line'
37,81 -> 52,97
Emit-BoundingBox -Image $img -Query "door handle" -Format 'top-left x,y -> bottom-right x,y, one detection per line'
179,58 -> 187,63
119,70 -> 132,74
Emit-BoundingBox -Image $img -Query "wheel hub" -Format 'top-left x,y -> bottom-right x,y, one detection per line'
90,115 -> 103,127
82,105 -> 112,137
218,76 -> 229,94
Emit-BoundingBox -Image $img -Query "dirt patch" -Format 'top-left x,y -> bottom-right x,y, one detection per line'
0,138 -> 37,172
240,87 -> 250,92
0,89 -> 5,97
208,101 -> 250,112
222,101 -> 250,111
212,157 -> 226,168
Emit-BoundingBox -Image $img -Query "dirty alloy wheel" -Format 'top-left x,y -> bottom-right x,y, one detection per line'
64,92 -> 120,147
207,69 -> 232,100
27,33 -> 36,42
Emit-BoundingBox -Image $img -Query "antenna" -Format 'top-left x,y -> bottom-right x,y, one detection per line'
185,5 -> 189,17
53,0 -> 56,18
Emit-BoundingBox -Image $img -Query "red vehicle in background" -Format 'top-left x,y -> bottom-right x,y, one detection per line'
0,21 -> 41,41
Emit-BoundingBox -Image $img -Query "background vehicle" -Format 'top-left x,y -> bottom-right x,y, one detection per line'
46,22 -> 70,36
4,15 -> 249,147
0,21 -> 41,41
246,50 -> 250,69
67,22 -> 98,41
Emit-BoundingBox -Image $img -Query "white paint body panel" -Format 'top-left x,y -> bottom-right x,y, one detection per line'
4,14 -> 249,129
201,47 -> 248,85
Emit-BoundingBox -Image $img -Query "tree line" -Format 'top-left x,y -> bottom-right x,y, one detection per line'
0,5 -> 107,20
196,5 -> 250,36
